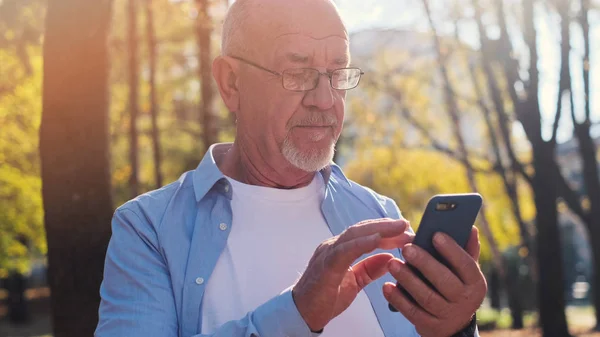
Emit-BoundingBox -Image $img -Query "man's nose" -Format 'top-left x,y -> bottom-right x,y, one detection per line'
302,74 -> 334,110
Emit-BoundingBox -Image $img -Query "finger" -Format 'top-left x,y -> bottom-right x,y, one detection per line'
400,245 -> 464,302
338,219 -> 408,244
387,259 -> 450,317
351,253 -> 395,290
325,233 -> 382,276
432,232 -> 481,285
465,227 -> 480,260
383,282 -> 437,326
379,230 -> 415,250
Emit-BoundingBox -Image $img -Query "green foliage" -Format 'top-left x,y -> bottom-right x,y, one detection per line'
0,0 -> 236,275
344,146 -> 533,263
108,0 -> 234,206
476,307 -> 538,330
0,51 -> 45,277
343,39 -> 538,264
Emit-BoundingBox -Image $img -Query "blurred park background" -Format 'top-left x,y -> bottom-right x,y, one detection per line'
1,0 -> 600,336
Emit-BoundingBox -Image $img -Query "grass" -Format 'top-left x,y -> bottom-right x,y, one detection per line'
478,306 -> 600,337
477,307 -> 538,330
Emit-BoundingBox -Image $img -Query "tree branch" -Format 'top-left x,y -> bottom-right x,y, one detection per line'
472,0 -> 534,186
360,75 -> 494,169
580,0 -> 591,123
493,0 -> 523,106
550,0 -> 573,148
556,164 -> 590,224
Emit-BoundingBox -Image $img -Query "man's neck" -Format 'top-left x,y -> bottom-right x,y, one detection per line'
218,142 -> 317,189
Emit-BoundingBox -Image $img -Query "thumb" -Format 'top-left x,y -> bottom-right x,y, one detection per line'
352,253 -> 395,290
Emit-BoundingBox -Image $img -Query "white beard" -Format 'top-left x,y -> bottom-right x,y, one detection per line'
281,136 -> 335,172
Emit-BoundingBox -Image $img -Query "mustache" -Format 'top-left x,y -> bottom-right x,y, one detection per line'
289,113 -> 339,128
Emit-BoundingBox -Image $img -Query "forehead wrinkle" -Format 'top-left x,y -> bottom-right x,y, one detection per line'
273,32 -> 349,41
271,37 -> 349,68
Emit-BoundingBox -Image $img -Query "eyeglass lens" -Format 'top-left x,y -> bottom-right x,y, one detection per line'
282,68 -> 362,91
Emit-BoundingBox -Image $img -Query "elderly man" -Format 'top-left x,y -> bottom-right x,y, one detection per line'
95,0 -> 486,336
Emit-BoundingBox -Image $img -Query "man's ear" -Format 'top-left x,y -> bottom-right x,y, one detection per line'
212,56 -> 240,113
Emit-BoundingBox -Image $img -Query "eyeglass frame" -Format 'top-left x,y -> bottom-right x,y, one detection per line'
228,55 -> 364,92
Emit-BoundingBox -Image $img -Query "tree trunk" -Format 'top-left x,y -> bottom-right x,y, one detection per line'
6,271 -> 30,324
196,0 -> 216,152
521,2 -> 570,334
465,36 -> 538,286
589,223 -> 600,330
471,0 -> 538,287
128,0 -> 140,197
571,0 -> 600,329
40,0 -> 114,335
423,0 -> 525,328
573,121 -> 600,329
145,0 -> 163,188
471,0 -> 571,332
533,143 -> 571,337
489,267 -> 502,310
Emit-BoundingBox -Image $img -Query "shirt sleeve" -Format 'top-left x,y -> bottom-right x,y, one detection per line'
197,288 -> 321,337
95,208 -> 319,337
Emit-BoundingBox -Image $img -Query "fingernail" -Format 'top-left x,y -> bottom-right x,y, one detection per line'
403,246 -> 415,259
383,284 -> 393,296
401,220 -> 410,230
434,232 -> 446,245
389,260 -> 402,273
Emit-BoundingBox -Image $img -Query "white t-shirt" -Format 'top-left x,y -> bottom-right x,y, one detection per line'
200,174 -> 385,336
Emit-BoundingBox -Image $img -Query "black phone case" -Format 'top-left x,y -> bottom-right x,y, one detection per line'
389,193 -> 483,312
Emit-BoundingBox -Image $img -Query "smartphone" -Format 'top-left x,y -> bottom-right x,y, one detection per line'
389,193 -> 483,312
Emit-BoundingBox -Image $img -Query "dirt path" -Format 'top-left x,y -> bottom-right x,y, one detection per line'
481,329 -> 600,337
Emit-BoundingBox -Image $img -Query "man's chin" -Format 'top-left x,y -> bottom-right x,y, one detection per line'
282,140 -> 335,172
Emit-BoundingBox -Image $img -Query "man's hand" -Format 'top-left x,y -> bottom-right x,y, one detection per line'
292,218 -> 414,332
383,226 -> 487,337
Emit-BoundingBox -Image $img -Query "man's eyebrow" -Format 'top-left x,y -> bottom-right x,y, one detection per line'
286,53 -> 310,64
283,53 -> 350,66
333,56 -> 350,66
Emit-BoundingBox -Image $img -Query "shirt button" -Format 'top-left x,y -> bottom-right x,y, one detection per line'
195,277 -> 204,285
224,184 -> 230,193
219,223 -> 228,231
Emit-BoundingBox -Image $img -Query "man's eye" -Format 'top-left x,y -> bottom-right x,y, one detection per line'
293,73 -> 306,80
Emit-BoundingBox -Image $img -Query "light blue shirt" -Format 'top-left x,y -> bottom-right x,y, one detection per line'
95,144 -> 434,337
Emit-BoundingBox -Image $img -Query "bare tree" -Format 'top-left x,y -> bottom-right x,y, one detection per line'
145,0 -> 163,188
464,1 -> 538,286
40,0 -> 113,335
127,0 -> 140,197
196,0 -> 217,152
422,0 -> 526,328
566,0 -> 600,329
472,0 -> 571,334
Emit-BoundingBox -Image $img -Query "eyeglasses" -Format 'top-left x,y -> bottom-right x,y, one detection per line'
229,55 -> 364,92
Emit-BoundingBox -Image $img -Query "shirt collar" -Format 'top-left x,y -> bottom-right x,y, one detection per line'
192,143 -> 229,202
192,142 -> 351,202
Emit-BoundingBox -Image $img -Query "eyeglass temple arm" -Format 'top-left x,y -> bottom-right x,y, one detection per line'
228,55 -> 281,76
